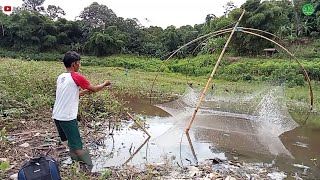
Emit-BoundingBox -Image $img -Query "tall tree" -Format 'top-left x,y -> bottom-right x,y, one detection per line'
46,5 -> 65,20
85,26 -> 125,56
229,0 -> 290,55
79,2 -> 118,30
205,14 -> 216,26
22,0 -> 46,12
223,1 -> 237,16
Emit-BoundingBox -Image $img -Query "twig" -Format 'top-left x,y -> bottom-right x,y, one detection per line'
32,147 -> 51,150
186,131 -> 198,165
11,131 -> 42,136
15,138 -> 33,144
116,171 -> 120,178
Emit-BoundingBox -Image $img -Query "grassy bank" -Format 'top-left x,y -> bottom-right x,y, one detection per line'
1,48 -> 320,87
80,54 -> 320,87
0,58 -> 319,127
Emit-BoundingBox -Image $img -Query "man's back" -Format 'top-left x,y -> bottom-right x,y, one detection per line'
52,72 -> 80,121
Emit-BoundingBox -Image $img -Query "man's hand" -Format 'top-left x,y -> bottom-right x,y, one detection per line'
104,80 -> 111,86
79,89 -> 92,96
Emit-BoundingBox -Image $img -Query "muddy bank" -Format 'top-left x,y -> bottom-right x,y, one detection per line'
97,159 -> 288,179
0,110 -> 288,180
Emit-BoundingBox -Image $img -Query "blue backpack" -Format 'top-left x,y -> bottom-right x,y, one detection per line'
18,156 -> 61,180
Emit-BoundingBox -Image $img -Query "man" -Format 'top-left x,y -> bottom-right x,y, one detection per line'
52,51 -> 111,169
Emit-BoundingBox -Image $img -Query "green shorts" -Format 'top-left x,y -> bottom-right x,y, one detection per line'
54,119 -> 83,151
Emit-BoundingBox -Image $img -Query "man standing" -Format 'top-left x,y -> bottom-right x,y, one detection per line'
52,51 -> 111,169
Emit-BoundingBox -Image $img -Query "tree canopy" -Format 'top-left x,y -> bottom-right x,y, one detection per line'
0,0 -> 319,57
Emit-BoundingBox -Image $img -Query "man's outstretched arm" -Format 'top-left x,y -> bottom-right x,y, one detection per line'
80,80 -> 111,96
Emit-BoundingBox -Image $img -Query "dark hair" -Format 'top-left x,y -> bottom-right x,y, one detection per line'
63,51 -> 81,68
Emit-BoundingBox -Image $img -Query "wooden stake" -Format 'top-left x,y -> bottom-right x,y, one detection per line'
186,10 -> 246,132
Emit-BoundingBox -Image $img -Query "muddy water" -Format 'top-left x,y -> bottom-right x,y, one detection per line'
92,94 -> 320,179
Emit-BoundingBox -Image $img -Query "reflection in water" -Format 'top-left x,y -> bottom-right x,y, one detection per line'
156,86 -> 296,157
124,136 -> 150,165
185,131 -> 198,165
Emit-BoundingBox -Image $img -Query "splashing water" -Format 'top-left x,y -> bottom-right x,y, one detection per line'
254,86 -> 298,136
154,85 -> 297,156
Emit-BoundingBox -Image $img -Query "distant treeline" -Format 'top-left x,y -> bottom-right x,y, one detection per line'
0,0 -> 319,58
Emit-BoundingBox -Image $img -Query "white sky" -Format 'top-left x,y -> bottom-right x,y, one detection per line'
1,0 -> 247,28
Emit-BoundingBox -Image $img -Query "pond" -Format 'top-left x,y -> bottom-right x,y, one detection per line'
91,87 -> 320,179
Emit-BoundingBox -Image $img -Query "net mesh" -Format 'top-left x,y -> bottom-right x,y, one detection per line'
154,86 -> 298,156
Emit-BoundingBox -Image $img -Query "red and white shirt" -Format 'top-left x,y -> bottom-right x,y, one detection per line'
52,72 -> 90,121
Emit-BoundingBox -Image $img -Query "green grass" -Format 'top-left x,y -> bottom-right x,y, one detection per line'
0,58 -> 319,127
79,54 -> 320,87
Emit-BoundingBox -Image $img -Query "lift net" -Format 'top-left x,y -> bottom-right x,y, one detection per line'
155,86 -> 298,156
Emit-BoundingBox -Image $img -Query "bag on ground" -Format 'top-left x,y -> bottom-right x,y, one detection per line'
18,156 -> 61,180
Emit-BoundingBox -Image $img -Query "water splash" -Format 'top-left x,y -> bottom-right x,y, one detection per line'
155,85 -> 297,156
254,86 -> 298,136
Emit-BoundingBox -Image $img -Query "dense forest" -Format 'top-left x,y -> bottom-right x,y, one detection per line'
0,0 -> 319,59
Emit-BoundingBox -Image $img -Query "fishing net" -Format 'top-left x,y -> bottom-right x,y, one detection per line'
154,85 -> 298,157
92,85 -> 298,169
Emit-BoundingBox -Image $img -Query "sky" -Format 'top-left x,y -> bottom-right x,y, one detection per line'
1,0 -> 247,28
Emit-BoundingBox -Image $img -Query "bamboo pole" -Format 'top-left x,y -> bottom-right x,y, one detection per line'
186,10 -> 246,132
150,28 -> 233,103
126,112 -> 151,137
186,131 -> 198,164
124,136 -> 150,165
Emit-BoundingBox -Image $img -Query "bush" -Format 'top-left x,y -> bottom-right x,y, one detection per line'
243,73 -> 253,81
0,49 -> 62,61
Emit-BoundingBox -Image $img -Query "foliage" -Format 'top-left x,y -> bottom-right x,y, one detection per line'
46,5 -> 65,20
85,26 -> 125,56
79,2 -> 117,30
0,49 -> 62,61
228,0 -> 290,55
22,0 -> 46,12
0,127 -> 7,143
0,58 -> 123,123
0,161 -> 10,179
99,169 -> 112,179
1,0 -> 319,58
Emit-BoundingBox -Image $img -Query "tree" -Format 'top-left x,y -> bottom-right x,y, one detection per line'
223,1 -> 237,16
161,26 -> 182,57
85,26 -> 125,56
228,0 -> 290,55
22,0 -> 46,12
79,2 -> 118,30
46,5 -> 65,20
205,14 -> 216,26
